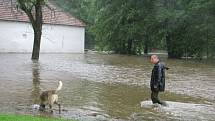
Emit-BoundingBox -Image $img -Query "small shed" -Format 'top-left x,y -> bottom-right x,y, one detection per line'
0,0 -> 86,53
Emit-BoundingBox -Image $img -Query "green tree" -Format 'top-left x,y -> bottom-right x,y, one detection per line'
187,0 -> 215,58
158,0 -> 215,58
54,0 -> 215,59
93,0 -> 157,55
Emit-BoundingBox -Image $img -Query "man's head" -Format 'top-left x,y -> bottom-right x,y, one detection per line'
150,55 -> 159,64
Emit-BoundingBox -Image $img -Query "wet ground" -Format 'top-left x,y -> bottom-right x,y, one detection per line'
0,53 -> 215,121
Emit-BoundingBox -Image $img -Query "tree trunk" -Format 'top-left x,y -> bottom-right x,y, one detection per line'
164,18 -> 176,58
166,32 -> 172,58
166,31 -> 179,58
144,42 -> 148,55
31,0 -> 43,60
32,30 -> 42,60
144,35 -> 149,55
127,39 -> 133,54
166,32 -> 181,58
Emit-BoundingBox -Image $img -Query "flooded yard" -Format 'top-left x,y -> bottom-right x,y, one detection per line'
0,53 -> 215,121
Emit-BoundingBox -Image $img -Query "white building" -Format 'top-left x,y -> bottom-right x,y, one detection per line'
0,0 -> 85,53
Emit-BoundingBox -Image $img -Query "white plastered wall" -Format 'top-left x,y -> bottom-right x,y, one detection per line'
0,20 -> 85,53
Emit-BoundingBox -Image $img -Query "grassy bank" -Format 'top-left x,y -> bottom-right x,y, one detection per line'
0,114 -> 76,121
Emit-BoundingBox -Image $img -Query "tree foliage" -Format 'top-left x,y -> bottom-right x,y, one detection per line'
54,0 -> 215,59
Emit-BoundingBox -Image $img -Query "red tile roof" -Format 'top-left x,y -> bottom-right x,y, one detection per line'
0,0 -> 86,27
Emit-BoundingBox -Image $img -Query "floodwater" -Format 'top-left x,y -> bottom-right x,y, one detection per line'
0,53 -> 215,121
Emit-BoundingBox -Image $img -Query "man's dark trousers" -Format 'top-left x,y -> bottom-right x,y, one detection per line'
151,91 -> 166,105
151,90 -> 164,105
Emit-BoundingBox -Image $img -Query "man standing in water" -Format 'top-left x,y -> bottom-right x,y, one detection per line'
150,55 -> 168,106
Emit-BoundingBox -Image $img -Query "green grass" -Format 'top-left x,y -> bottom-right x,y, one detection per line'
0,114 -> 76,121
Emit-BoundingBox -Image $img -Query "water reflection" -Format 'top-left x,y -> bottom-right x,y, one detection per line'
31,60 -> 41,104
97,84 -> 150,119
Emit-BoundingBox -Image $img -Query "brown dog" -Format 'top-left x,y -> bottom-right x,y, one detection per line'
39,81 -> 63,113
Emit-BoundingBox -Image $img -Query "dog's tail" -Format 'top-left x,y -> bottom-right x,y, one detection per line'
56,81 -> 63,92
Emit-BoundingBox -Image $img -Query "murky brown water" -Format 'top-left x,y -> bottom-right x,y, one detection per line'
0,53 -> 215,121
